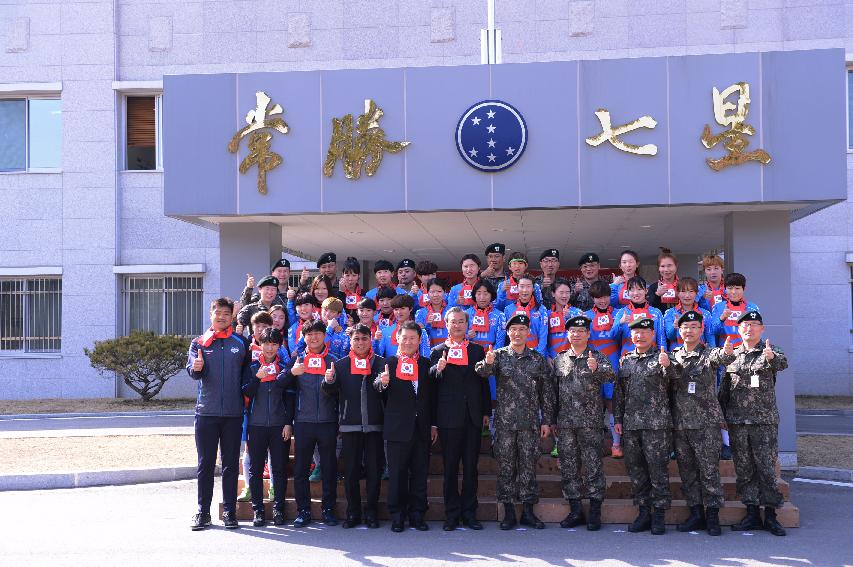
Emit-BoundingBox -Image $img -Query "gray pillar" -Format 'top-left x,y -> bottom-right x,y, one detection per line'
219,223 -> 282,301
724,211 -> 796,467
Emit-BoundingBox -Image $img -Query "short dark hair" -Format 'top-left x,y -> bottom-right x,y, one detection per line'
517,273 -> 534,286
552,277 -> 572,292
460,253 -> 482,267
725,272 -> 747,288
294,293 -> 320,308
396,320 -> 422,337
424,277 -> 448,292
302,319 -> 327,335
416,260 -> 438,276
259,327 -> 284,345
627,276 -> 647,290
471,279 -> 497,302
376,287 -> 398,300
589,280 -> 610,298
210,297 -> 234,313
342,256 -> 360,274
677,276 -> 698,293
352,323 -> 373,337
357,297 -> 377,310
390,294 -> 415,310
250,311 -> 274,327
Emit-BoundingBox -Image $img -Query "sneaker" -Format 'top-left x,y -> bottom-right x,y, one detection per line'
272,509 -> 286,526
223,510 -> 239,529
253,509 -> 266,527
550,445 -> 559,458
191,511 -> 211,531
309,465 -> 322,483
237,485 -> 252,502
611,444 -> 623,459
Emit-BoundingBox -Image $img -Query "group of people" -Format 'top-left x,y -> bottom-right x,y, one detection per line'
186,244 -> 788,537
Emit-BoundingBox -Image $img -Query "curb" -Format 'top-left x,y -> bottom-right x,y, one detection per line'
0,410 -> 194,420
796,466 -> 853,482
796,409 -> 853,416
0,465 -> 219,491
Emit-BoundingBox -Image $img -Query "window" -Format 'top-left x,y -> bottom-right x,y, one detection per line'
0,97 -> 61,171
122,275 -> 203,336
125,95 -> 162,170
0,277 -> 62,353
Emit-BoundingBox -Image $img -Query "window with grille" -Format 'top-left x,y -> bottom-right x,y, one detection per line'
0,277 -> 62,353
0,97 -> 61,172
125,95 -> 162,170
123,275 -> 203,337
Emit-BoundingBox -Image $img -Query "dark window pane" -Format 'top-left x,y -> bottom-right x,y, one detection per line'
127,96 -> 156,170
0,99 -> 26,171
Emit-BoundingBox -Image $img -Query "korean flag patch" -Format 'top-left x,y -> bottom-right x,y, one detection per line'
401,362 -> 414,374
308,357 -> 322,369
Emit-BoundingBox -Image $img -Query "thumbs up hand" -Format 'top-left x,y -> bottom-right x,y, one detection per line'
485,345 -> 495,365
655,285 -> 666,297
621,312 -> 630,324
287,287 -> 296,300
763,339 -> 774,362
324,365 -> 335,384
704,286 -> 713,301
436,350 -> 448,373
300,267 -> 310,284
720,308 -> 732,322
658,350 -> 670,368
374,328 -> 383,342
291,356 -> 305,376
467,328 -> 476,339
587,350 -> 598,372
246,273 -> 255,289
724,336 -> 734,356
574,280 -> 584,293
612,275 -> 624,286
256,365 -> 268,380
192,346 -> 205,372
380,364 -> 390,386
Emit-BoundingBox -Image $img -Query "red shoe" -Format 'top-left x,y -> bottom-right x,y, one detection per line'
263,462 -> 270,479
611,444 -> 623,459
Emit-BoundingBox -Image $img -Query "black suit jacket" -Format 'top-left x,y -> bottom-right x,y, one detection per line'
378,355 -> 435,443
429,342 -> 490,429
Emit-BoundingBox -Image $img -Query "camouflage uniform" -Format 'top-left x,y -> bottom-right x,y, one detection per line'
240,287 -> 288,307
670,344 -> 734,509
718,343 -> 788,509
476,346 -> 555,504
569,278 -> 607,312
483,268 -> 510,294
613,346 -> 676,509
532,275 -> 555,311
552,347 -> 615,502
236,296 -> 287,336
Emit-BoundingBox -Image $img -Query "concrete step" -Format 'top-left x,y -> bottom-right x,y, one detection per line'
222,498 -> 799,528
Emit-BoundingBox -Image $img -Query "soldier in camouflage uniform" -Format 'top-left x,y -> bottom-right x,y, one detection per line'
533,249 -> 560,309
718,310 -> 788,536
569,253 -> 607,312
613,316 -> 676,535
551,315 -> 615,531
241,258 -> 291,306
480,243 -> 510,291
475,313 -> 555,531
237,276 -> 287,337
669,310 -> 735,536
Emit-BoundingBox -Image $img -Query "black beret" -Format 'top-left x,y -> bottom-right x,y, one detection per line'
540,248 -> 560,261
505,313 -> 530,330
486,243 -> 506,255
566,315 -> 591,329
677,310 -> 704,326
374,260 -> 394,273
397,258 -> 416,270
316,252 -> 336,268
257,276 -> 279,289
578,252 -> 600,266
737,310 -> 763,324
271,258 -> 290,270
628,317 -> 655,330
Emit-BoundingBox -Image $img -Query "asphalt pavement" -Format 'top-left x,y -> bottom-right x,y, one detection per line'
795,409 -> 853,436
0,411 -> 194,435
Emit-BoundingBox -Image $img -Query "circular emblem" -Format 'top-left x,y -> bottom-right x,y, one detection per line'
455,100 -> 527,172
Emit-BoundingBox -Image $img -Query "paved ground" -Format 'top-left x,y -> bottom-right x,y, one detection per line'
795,409 -> 853,436
0,411 -> 194,434
2,474 -> 851,567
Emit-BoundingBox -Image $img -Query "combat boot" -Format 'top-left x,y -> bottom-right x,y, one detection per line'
731,504 -> 761,531
677,505 -> 705,532
705,507 -> 721,536
499,503 -> 517,530
520,503 -> 545,529
763,507 -> 786,536
560,499 -> 585,528
587,499 -> 602,531
650,507 -> 666,535
628,506 -> 651,532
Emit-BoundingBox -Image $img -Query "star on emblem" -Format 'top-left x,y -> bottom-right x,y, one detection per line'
486,110 -> 496,119
487,138 -> 496,148
471,116 -> 481,126
468,147 -> 478,158
506,147 -> 515,155
487,124 -> 496,134
487,153 -> 496,162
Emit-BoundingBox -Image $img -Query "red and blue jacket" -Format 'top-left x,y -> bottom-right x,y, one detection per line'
697,281 -> 727,312
710,299 -> 760,348
608,303 -> 666,356
464,305 -> 506,349
502,300 -> 549,355
609,281 -> 633,309
662,305 -> 717,349
546,305 -> 584,359
415,303 -> 450,347
495,278 -> 543,311
584,306 -> 620,371
374,321 -> 432,358
364,285 -> 406,302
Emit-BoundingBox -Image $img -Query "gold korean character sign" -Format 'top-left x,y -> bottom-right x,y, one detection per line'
586,109 -> 658,156
701,82 -> 771,171
228,91 -> 290,194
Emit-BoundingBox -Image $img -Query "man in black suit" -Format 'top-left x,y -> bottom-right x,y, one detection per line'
429,306 -> 491,531
374,320 -> 436,532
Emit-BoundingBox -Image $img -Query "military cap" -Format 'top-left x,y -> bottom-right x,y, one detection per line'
486,243 -> 506,255
316,252 -> 336,268
258,276 -> 279,289
628,317 -> 655,330
540,248 -> 560,261
397,258 -> 416,270
374,260 -> 394,273
737,310 -> 763,324
578,252 -> 600,266
505,313 -> 531,330
271,258 -> 290,270
677,310 -> 704,326
566,315 -> 591,329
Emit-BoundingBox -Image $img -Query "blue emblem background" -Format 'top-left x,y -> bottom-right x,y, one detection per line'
455,100 -> 527,172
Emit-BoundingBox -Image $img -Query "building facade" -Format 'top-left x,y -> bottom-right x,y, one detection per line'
0,0 -> 850,428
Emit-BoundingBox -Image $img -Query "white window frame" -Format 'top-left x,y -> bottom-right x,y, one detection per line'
0,275 -> 63,357
847,65 -> 853,153
117,85 -> 163,172
0,91 -> 62,174
120,272 -> 204,337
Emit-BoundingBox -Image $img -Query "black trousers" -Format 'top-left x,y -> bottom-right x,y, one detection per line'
247,424 -> 290,513
386,428 -> 430,522
293,421 -> 338,511
341,431 -> 383,519
195,415 -> 242,513
439,422 -> 482,521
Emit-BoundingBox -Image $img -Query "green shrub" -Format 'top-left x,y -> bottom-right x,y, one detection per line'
84,331 -> 190,401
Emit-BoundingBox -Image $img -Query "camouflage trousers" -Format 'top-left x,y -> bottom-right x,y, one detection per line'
493,428 -> 540,504
729,424 -> 784,508
556,426 -> 606,501
622,428 -> 672,509
674,427 -> 724,508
